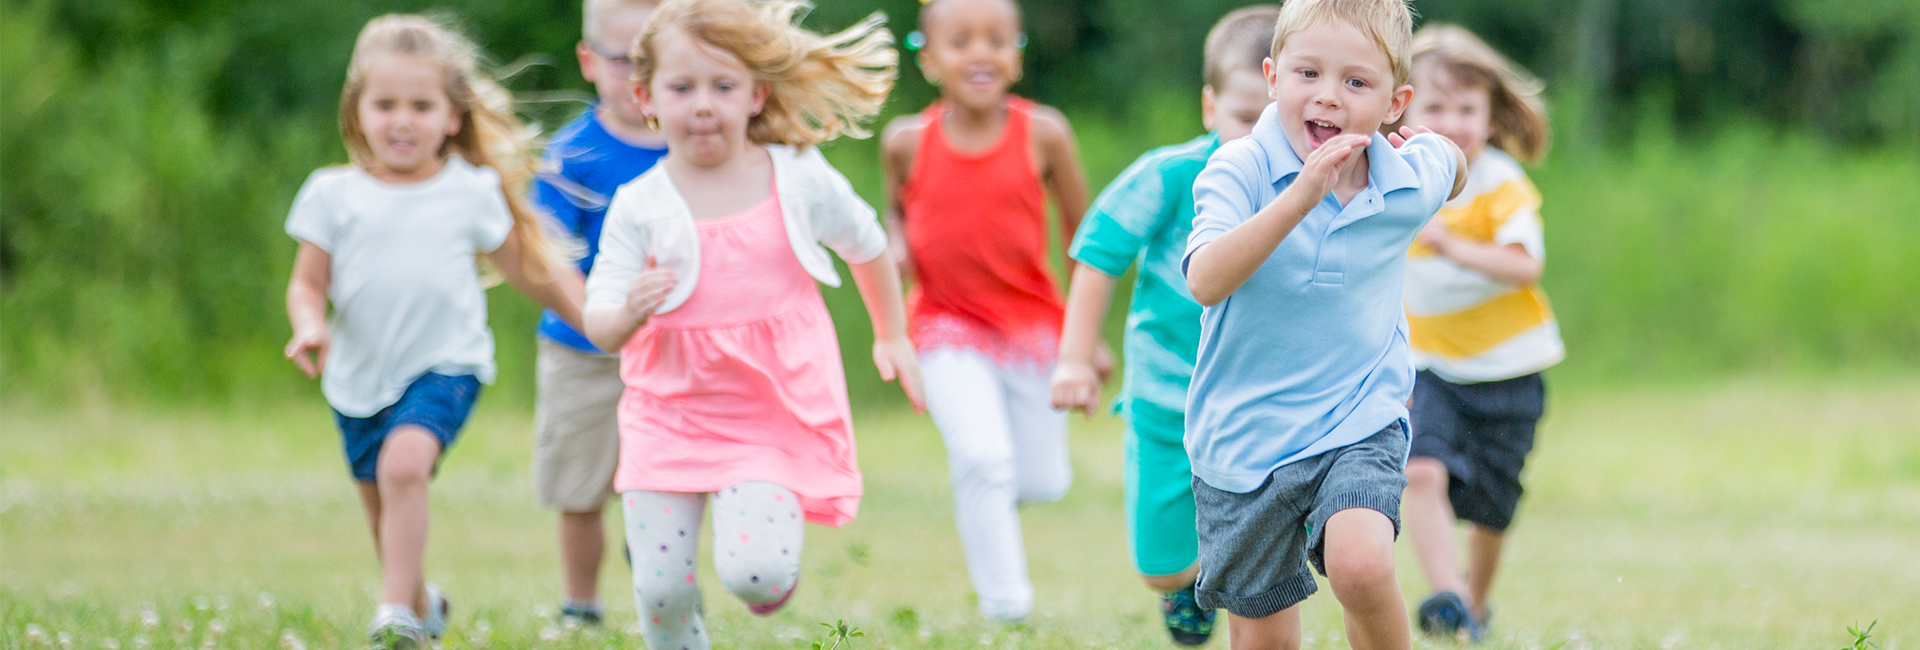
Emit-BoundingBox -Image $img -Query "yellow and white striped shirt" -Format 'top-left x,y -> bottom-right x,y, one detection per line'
1404,148 -> 1564,383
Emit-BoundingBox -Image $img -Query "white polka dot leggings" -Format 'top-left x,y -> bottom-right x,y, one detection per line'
621,482 -> 804,650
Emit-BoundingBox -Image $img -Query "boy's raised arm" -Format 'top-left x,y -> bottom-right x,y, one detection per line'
1188,134 -> 1370,306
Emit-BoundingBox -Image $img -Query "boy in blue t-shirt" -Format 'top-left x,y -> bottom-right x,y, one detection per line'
531,0 -> 667,627
1181,0 -> 1467,647
1049,6 -> 1276,646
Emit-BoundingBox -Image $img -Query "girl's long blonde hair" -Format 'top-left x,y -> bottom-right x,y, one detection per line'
338,14 -> 571,278
1409,24 -> 1551,165
632,0 -> 897,149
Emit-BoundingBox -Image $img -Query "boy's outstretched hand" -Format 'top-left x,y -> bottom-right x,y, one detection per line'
872,338 -> 926,413
1386,125 -> 1433,148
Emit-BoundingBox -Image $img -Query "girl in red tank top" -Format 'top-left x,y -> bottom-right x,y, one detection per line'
880,0 -> 1095,624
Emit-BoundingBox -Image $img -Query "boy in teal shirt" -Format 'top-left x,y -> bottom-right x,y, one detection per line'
1049,6 -> 1277,646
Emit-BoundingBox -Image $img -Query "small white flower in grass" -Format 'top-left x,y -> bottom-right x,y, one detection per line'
538,626 -> 562,642
192,597 -> 210,612
131,635 -> 149,649
56,631 -> 72,648
278,630 -> 306,650
139,606 -> 159,629
24,624 -> 46,644
104,639 -> 121,650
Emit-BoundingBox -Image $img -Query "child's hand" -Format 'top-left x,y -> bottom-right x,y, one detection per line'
1386,125 -> 1434,148
1092,339 -> 1117,384
284,327 -> 330,379
872,338 -> 925,413
1415,218 -> 1455,254
1049,360 -> 1104,418
1287,133 -> 1371,208
624,256 -> 678,325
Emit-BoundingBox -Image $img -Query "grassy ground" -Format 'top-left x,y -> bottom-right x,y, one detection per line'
2,379 -> 1915,649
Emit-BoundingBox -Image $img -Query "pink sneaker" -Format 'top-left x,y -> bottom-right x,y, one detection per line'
748,577 -> 798,616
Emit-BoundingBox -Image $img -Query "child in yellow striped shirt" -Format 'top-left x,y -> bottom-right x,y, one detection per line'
1393,24 -> 1563,642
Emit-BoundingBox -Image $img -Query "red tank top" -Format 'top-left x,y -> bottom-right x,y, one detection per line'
900,97 -> 1064,365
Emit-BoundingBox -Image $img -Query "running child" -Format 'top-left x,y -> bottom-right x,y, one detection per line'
1393,24 -> 1561,642
529,0 -> 670,627
578,1 -> 919,647
1048,6 -> 1276,645
881,0 -> 1094,624
282,14 -> 587,648
1181,0 -> 1467,647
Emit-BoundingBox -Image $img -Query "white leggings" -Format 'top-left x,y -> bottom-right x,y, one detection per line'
622,482 -> 804,650
921,347 -> 1072,622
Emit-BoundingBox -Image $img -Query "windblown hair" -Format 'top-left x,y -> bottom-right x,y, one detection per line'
338,14 -> 572,279
1204,5 -> 1280,90
1409,24 -> 1550,164
633,0 -> 897,149
1272,0 -> 1414,87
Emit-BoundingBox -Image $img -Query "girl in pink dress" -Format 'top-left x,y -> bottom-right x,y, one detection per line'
579,1 -> 918,648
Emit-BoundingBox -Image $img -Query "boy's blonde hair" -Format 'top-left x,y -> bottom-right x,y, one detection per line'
1270,0 -> 1413,87
584,0 -> 659,46
338,14 -> 571,279
1204,5 -> 1280,90
633,0 -> 897,149
1409,24 -> 1550,164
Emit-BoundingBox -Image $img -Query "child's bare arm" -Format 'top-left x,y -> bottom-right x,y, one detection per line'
848,254 -> 926,412
1416,224 -> 1543,285
582,257 -> 676,353
285,241 -> 332,379
1187,134 -> 1371,306
880,117 -> 922,282
491,232 -> 587,332
1051,263 -> 1117,417
1031,106 -> 1093,257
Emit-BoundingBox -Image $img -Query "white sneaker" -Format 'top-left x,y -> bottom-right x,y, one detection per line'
368,603 -> 426,649
422,583 -> 449,639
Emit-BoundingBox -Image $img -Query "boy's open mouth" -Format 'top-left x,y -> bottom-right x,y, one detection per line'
1306,119 -> 1342,147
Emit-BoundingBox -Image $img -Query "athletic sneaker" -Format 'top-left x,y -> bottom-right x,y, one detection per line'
368,604 -> 427,650
1417,591 -> 1472,639
422,584 -> 449,639
558,602 -> 604,627
1161,585 -> 1216,646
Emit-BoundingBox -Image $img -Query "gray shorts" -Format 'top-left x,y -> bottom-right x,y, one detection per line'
532,339 -> 624,512
1192,421 -> 1409,618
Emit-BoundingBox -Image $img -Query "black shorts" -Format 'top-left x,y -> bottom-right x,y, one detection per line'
1191,422 -> 1409,618
1408,370 -> 1545,531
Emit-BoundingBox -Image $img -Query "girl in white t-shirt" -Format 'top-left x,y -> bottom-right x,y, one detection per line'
281,14 -> 585,648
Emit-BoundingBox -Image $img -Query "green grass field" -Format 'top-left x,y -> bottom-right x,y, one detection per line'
3,379 -> 1915,649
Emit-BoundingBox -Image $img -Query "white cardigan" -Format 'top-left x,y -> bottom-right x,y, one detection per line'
584,144 -> 888,316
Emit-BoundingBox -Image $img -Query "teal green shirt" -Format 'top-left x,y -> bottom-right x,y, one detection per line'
1069,133 -> 1218,444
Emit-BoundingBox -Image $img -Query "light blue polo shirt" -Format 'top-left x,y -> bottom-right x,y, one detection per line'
1181,104 -> 1458,494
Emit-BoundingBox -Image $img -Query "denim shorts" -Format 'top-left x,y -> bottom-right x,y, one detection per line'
1409,370 -> 1545,531
335,373 -> 482,482
1191,421 -> 1409,618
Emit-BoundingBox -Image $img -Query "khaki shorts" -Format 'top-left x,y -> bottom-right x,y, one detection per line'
533,339 -> 624,512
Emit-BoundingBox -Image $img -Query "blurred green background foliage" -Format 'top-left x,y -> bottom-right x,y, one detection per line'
3,0 -> 1918,407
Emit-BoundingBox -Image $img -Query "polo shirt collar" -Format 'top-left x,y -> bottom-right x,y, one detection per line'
1251,103 -> 1421,195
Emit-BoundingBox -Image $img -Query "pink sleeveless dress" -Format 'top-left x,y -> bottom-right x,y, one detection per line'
612,191 -> 861,526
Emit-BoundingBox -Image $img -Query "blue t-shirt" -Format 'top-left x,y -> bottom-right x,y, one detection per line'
535,109 -> 668,352
1181,104 -> 1458,493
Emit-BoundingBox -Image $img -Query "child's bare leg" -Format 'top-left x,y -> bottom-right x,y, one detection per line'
1322,508 -> 1409,650
1225,605 -> 1301,650
560,508 -> 606,604
1401,458 -> 1467,595
375,425 -> 441,616
1142,564 -> 1200,592
356,482 -> 384,552
1465,524 -> 1505,619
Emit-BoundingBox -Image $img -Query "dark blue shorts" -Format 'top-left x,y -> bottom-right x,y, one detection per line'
334,373 -> 482,482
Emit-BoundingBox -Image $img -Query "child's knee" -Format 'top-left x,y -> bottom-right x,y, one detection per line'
948,447 -> 1017,492
1017,467 -> 1071,504
717,551 -> 798,605
1321,511 -> 1398,595
374,428 -> 439,488
1404,457 -> 1448,488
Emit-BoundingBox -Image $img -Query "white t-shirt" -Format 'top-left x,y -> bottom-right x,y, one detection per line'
285,157 -> 514,417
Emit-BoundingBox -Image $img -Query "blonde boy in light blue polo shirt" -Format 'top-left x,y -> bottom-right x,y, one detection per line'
1181,0 -> 1467,647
